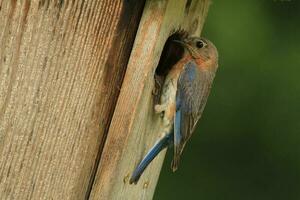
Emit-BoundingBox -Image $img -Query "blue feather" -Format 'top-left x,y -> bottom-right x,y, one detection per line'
174,109 -> 182,146
130,133 -> 173,184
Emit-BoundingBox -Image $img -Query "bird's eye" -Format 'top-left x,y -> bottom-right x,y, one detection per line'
195,40 -> 205,48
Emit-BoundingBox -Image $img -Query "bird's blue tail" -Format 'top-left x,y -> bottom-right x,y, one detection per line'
129,133 -> 173,184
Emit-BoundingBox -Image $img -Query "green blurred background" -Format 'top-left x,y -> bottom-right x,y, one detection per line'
155,0 -> 300,199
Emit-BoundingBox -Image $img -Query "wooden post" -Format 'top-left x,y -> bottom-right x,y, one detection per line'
0,0 -> 210,199
0,0 -> 145,199
89,0 -> 211,199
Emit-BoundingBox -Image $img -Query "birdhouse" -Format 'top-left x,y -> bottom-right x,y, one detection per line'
0,0 -> 211,199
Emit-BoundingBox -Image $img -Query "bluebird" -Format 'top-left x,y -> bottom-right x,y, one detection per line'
130,35 -> 219,184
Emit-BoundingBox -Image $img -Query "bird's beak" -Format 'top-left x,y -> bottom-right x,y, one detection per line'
173,39 -> 194,54
172,39 -> 188,47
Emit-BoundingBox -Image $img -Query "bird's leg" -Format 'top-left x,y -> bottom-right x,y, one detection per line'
152,74 -> 163,95
152,75 -> 164,105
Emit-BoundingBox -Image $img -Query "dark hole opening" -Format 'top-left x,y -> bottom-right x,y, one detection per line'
155,30 -> 188,77
153,30 -> 188,104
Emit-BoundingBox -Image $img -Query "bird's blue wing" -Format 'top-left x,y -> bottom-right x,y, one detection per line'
172,61 -> 215,170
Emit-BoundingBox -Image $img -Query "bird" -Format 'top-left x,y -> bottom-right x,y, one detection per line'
129,35 -> 219,184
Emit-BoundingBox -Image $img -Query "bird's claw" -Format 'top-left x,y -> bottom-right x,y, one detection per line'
154,104 -> 163,113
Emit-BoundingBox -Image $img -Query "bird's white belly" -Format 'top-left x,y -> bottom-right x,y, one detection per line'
158,74 -> 178,128
160,76 -> 177,107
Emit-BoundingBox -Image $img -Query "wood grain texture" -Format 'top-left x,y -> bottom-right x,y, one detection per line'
0,0 -> 145,199
90,0 -> 211,199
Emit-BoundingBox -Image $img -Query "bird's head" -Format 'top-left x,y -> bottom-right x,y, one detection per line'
174,37 -> 218,71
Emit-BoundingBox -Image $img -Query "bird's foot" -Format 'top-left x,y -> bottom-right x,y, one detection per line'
154,104 -> 166,113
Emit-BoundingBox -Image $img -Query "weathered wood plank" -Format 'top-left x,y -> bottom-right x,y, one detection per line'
89,0 -> 210,199
0,0 -> 145,199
